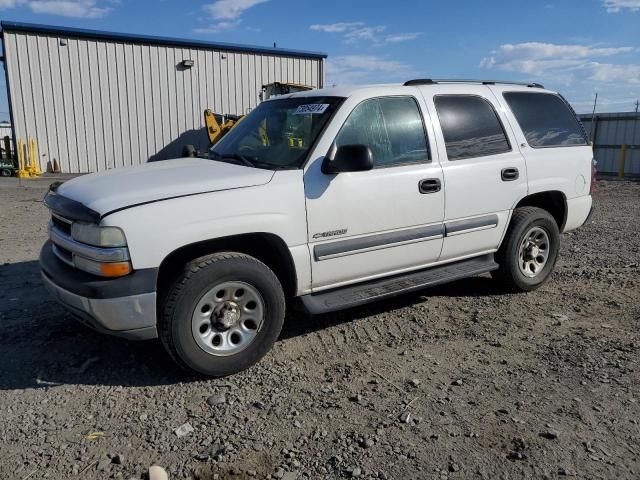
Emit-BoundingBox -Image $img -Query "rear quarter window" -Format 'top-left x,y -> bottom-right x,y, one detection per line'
503,92 -> 587,148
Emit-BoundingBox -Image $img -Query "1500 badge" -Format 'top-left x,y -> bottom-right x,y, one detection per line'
312,229 -> 347,239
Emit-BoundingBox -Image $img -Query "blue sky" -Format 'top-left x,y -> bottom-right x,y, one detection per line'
1,0 -> 639,119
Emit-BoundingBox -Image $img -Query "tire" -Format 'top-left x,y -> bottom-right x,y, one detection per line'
1,168 -> 11,177
492,207 -> 560,292
159,252 -> 285,377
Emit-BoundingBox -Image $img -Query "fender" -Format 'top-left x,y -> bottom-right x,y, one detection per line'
100,170 -> 313,293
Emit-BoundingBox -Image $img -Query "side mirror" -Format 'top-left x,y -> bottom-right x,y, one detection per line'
322,144 -> 373,174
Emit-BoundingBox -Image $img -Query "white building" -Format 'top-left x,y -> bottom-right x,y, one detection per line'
1,22 -> 326,173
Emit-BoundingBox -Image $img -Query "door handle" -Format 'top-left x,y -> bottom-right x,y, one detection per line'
418,178 -> 441,194
501,167 -> 519,181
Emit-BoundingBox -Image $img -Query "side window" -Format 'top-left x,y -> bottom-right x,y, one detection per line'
503,92 -> 588,147
434,95 -> 511,161
335,96 -> 429,167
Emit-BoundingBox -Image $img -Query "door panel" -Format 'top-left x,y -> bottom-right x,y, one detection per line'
420,85 -> 528,261
306,163 -> 444,289
304,91 -> 445,290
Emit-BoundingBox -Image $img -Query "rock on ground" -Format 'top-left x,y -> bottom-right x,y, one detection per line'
0,177 -> 639,479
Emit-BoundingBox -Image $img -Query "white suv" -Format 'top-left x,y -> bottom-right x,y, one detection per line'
41,79 -> 594,376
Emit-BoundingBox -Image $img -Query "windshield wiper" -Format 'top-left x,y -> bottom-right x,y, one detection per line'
209,151 -> 256,168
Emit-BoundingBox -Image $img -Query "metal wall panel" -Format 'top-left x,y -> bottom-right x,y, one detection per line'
2,29 -> 324,173
578,113 -> 640,175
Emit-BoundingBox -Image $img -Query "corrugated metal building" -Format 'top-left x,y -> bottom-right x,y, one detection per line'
0,22 -> 326,173
578,112 -> 640,176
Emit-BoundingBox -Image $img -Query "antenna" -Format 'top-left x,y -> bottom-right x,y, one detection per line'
589,92 -> 598,142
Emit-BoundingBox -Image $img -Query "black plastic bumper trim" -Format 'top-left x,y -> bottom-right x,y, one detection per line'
583,205 -> 595,226
40,241 -> 157,299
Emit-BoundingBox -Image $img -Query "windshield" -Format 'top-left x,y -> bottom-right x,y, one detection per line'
210,96 -> 344,169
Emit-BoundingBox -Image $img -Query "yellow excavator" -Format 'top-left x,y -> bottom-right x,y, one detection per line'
202,82 -> 313,148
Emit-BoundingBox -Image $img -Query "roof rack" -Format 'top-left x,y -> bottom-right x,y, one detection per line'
403,79 -> 544,88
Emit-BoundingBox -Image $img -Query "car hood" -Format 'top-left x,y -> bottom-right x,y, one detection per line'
57,157 -> 275,215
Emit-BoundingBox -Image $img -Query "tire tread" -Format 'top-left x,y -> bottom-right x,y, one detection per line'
158,252 -> 283,375
493,207 -> 559,292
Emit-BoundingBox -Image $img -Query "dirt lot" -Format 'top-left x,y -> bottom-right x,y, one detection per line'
0,177 -> 638,480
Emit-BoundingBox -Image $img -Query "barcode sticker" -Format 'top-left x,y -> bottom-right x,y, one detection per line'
293,104 -> 330,115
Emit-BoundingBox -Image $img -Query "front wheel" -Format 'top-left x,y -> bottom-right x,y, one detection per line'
492,207 -> 560,292
159,252 -> 285,377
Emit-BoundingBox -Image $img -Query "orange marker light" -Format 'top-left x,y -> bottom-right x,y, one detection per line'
100,262 -> 132,277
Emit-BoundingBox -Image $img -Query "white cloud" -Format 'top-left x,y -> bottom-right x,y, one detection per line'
29,0 -> 110,17
384,32 -> 422,43
603,0 -> 640,12
0,0 -> 22,7
482,42 -> 632,64
203,0 -> 268,20
0,0 -> 113,17
480,41 -> 639,85
309,21 -> 421,46
326,55 -> 413,85
586,62 -> 640,84
310,22 -> 364,33
197,0 -> 268,33
344,25 -> 386,43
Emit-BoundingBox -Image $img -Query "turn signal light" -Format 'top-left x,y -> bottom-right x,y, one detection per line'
100,262 -> 132,277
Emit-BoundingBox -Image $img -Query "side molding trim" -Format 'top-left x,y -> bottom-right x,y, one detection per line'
314,224 -> 444,261
444,214 -> 499,236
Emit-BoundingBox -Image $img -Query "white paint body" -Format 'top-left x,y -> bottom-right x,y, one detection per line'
57,82 -> 593,297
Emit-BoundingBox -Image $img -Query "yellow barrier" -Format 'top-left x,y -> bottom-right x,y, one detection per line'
16,138 -> 28,178
618,144 -> 627,178
27,136 -> 41,176
15,136 -> 41,178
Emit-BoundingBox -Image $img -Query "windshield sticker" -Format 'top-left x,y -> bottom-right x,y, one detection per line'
293,104 -> 330,115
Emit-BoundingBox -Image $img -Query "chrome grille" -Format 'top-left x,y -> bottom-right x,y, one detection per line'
51,213 -> 72,236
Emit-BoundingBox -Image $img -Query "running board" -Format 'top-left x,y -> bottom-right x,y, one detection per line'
301,254 -> 498,314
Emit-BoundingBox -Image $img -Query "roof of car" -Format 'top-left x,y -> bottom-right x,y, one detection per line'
284,79 -> 552,100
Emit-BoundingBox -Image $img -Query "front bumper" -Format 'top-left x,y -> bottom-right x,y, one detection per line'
40,241 -> 158,340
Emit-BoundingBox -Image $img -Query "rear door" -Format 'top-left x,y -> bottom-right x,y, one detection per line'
420,85 -> 528,261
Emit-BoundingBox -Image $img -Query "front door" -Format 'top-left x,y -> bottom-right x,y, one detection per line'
304,91 -> 445,290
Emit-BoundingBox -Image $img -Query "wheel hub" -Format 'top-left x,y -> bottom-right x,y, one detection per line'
214,302 -> 241,329
518,226 -> 550,278
191,281 -> 265,357
524,244 -> 540,260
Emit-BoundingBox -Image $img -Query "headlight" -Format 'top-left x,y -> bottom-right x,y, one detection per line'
71,222 -> 127,247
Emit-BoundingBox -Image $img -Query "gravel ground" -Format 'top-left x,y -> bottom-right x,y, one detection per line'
0,177 -> 638,480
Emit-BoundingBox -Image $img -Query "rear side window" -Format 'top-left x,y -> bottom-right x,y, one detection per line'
434,95 -> 511,161
336,96 -> 430,167
503,92 -> 587,148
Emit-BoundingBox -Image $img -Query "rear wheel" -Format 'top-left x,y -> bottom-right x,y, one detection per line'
159,252 -> 285,377
492,207 -> 560,292
1,168 -> 12,177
